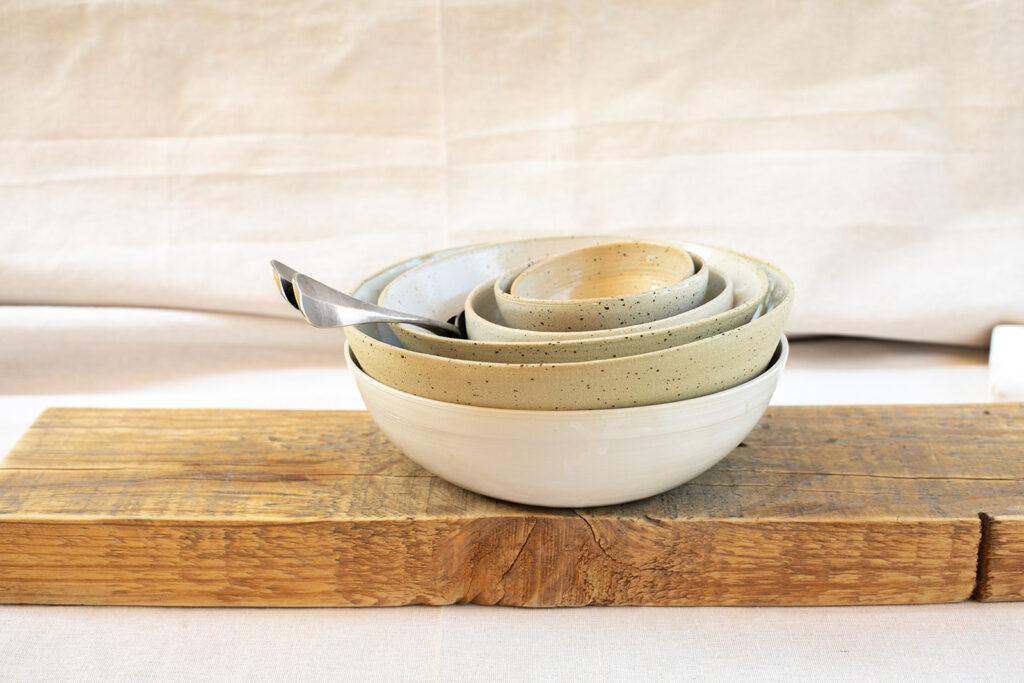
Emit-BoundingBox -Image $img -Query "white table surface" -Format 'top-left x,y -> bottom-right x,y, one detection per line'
2,308 -> 1020,681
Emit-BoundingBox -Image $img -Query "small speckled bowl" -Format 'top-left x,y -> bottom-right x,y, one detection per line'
469,256 -> 734,344
468,254 -> 740,343
347,237 -> 792,410
496,240 -> 704,332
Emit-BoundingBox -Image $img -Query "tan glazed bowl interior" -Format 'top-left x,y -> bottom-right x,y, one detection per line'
512,240 -> 694,300
495,240 -> 703,332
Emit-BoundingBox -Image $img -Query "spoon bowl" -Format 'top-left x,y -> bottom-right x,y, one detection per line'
270,260 -> 465,338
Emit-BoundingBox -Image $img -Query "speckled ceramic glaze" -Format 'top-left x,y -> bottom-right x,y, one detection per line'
348,336 -> 789,507
467,259 -> 744,344
450,265 -> 750,362
468,264 -> 729,348
482,253 -> 714,339
468,259 -> 735,343
345,238 -> 792,410
380,239 -> 767,363
513,240 -> 694,299
496,241 -> 703,332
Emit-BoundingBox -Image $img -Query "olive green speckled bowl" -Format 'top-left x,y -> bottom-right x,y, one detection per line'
346,237 -> 791,410
379,238 -> 765,363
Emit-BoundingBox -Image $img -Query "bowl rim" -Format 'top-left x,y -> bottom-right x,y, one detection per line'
347,243 -> 484,296
378,236 -> 772,350
375,235 -> 619,315
350,234 -> 793,364
347,334 -> 788,417
504,238 -> 697,305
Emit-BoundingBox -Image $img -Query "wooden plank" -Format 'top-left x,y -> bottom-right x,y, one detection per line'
0,405 -> 1021,607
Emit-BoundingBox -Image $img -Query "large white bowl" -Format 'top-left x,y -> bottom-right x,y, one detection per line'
348,336 -> 788,507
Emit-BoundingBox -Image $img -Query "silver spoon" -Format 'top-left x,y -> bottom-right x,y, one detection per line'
270,260 -> 466,338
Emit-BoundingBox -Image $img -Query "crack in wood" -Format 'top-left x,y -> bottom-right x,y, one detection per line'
1,468 -> 434,478
498,518 -> 537,585
714,469 -> 1024,483
573,510 -> 654,573
692,482 -> 860,494
973,512 -> 993,601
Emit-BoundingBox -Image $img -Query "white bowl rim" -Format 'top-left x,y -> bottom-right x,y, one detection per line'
347,242 -> 486,296
347,334 -> 788,418
375,234 -> 620,302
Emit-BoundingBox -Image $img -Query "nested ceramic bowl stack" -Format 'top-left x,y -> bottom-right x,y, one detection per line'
344,236 -> 794,507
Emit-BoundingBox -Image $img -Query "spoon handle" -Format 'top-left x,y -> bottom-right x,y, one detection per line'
292,272 -> 464,338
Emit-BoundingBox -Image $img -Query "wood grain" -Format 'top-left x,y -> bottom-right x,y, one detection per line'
0,405 -> 1021,607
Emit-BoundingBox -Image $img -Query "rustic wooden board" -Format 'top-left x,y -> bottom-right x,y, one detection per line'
1,405 -> 1022,607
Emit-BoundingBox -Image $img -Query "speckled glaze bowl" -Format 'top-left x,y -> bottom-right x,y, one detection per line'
512,240 -> 694,299
379,238 -> 767,363
496,240 -> 703,332
455,264 -> 755,363
346,238 -> 792,410
475,252 -> 720,340
348,336 -> 789,507
467,258 -> 750,346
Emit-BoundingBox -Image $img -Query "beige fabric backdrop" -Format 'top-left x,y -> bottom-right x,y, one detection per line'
2,0 -> 1022,345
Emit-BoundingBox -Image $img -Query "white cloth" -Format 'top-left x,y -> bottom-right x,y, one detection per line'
2,0 -> 1024,345
3,603 -> 1023,682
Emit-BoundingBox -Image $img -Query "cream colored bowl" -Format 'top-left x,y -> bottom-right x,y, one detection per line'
381,237 -> 768,363
496,240 -> 703,332
346,238 -> 792,410
348,336 -> 788,507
